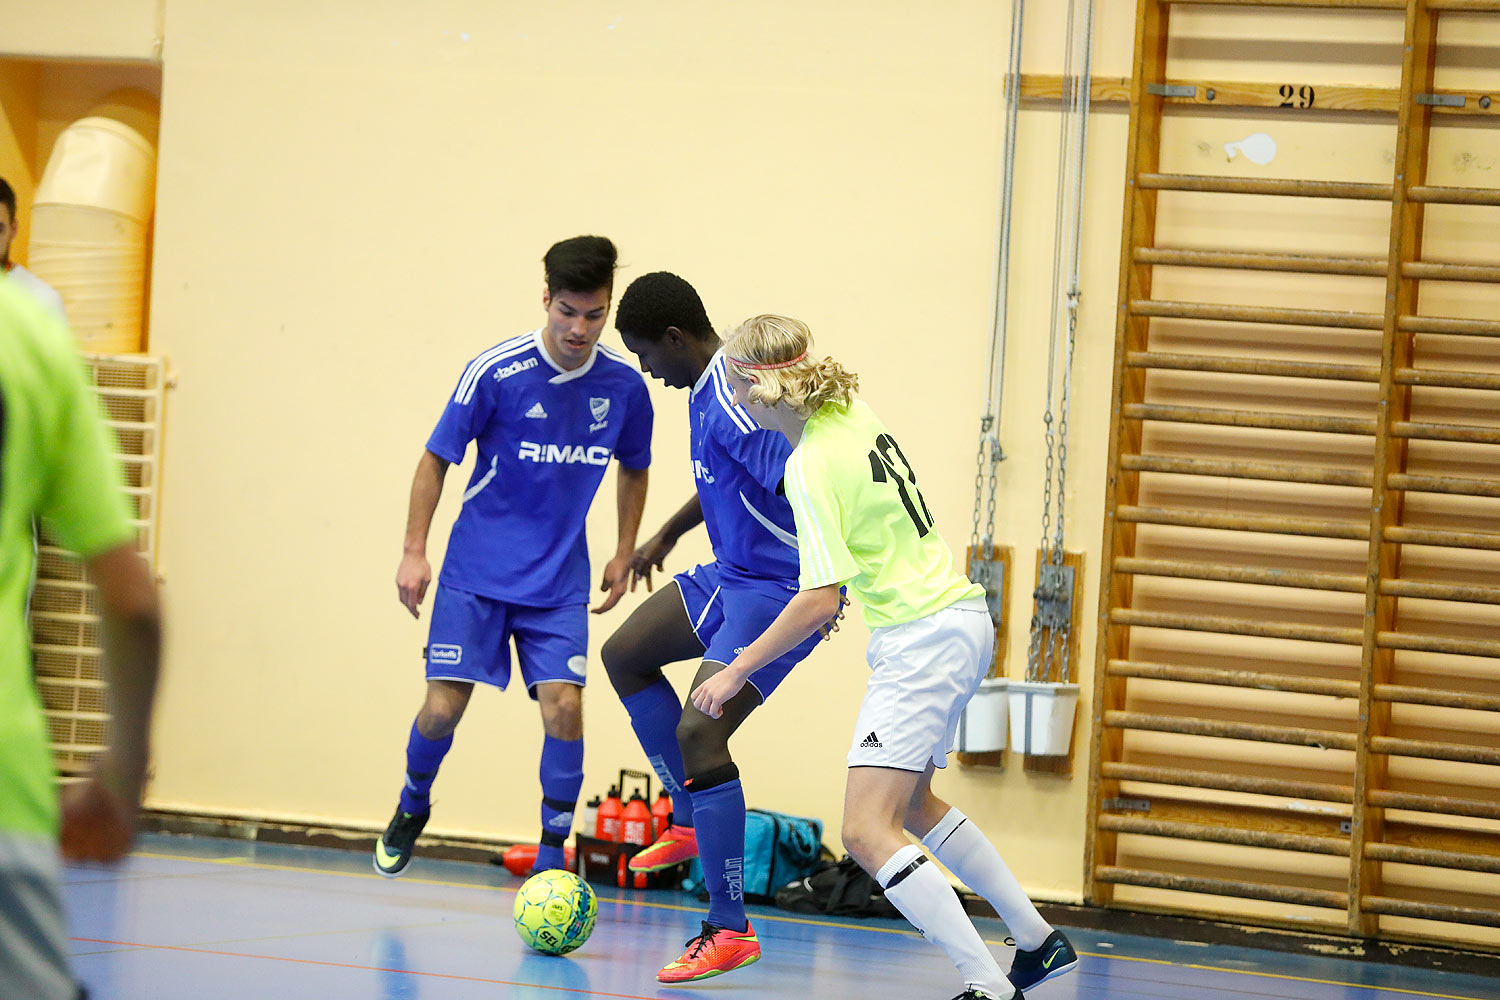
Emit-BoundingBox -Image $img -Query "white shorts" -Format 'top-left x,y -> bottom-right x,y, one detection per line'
847,597 -> 994,772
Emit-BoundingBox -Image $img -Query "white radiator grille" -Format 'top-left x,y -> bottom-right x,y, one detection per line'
31,353 -> 165,776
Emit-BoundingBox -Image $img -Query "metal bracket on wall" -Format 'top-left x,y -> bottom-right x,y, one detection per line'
1103,797 -> 1151,814
1146,83 -> 1196,98
974,554 -> 1007,630
1035,563 -> 1075,632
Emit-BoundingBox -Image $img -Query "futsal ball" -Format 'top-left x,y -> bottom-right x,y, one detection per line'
513,869 -> 597,955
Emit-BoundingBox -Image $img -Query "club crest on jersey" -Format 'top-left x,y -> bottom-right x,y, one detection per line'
518,441 -> 612,466
589,396 -> 610,432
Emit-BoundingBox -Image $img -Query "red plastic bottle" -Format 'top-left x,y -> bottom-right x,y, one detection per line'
597,785 -> 624,842
650,788 -> 672,840
622,791 -> 651,846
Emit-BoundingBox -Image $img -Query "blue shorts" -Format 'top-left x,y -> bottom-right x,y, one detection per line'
426,583 -> 587,698
674,562 -> 823,701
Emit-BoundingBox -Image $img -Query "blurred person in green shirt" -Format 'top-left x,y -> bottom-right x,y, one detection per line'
0,280 -> 161,1000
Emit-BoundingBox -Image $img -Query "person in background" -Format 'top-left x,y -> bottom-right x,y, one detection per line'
0,177 -> 66,320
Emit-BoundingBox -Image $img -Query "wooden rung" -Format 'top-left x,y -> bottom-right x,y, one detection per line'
1380,578 -> 1500,605
1123,403 -> 1376,435
1121,454 -> 1373,488
1407,185 -> 1500,207
1166,0 -> 1403,6
1370,789 -> 1500,820
1093,866 -> 1346,909
1428,0 -> 1500,8
1364,845 -> 1500,875
1108,658 -> 1361,697
1374,684 -> 1500,712
1397,315 -> 1500,337
1114,557 -> 1365,593
1112,608 -> 1365,645
1371,736 -> 1500,766
1130,299 -> 1384,330
1138,247 -> 1384,276
1362,896 -> 1500,929
1391,420 -> 1500,445
1101,761 -> 1353,802
1378,631 -> 1500,658
1138,173 -> 1392,200
1126,351 -> 1381,382
31,643 -> 103,657
1403,261 -> 1500,284
1097,815 -> 1349,855
1387,473 -> 1500,499
1118,505 -> 1370,540
1394,367 -> 1500,391
1385,525 -> 1500,551
1104,710 -> 1359,749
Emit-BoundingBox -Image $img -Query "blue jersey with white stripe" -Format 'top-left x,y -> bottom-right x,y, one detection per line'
427,330 -> 653,606
688,351 -> 799,590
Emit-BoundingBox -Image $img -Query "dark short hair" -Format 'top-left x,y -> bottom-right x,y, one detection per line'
614,271 -> 715,342
543,235 -> 617,295
0,178 -> 14,222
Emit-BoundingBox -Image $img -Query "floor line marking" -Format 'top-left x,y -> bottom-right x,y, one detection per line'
69,937 -> 683,999
124,851 -> 1492,1000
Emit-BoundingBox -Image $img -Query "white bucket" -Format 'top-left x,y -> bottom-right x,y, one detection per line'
955,677 -> 1009,754
1008,681 -> 1080,756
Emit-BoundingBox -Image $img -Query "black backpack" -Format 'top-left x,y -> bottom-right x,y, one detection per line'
774,855 -> 903,919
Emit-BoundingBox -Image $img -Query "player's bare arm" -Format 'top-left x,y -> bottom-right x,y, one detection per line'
627,494 -> 704,592
593,464 -> 649,614
60,541 -> 162,862
690,583 -> 842,718
397,449 -> 450,618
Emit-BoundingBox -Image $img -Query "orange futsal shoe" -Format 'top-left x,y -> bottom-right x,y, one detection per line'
657,920 -> 761,984
628,823 -> 698,873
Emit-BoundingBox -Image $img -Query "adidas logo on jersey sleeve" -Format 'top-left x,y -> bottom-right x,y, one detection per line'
860,731 -> 883,748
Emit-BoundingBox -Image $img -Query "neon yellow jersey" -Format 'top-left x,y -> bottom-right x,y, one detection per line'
784,399 -> 983,629
0,282 -> 134,837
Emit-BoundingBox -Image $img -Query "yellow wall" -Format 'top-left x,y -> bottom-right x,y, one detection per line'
10,2 -> 1141,903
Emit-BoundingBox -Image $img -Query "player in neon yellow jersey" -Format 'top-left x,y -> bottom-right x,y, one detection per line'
691,315 -> 1076,1000
0,280 -> 162,999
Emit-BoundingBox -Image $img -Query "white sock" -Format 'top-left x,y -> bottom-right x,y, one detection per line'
876,844 -> 1013,999
924,808 -> 1053,953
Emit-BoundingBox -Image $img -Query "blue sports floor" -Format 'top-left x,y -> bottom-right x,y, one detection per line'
63,835 -> 1498,999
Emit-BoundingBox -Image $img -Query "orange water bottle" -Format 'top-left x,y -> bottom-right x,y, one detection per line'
597,785 -> 623,842
622,791 -> 651,846
651,788 -> 673,840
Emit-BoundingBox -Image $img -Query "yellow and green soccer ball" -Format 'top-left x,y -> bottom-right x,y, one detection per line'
513,869 -> 597,955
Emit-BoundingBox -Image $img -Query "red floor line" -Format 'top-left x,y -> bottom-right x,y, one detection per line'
70,937 -> 670,999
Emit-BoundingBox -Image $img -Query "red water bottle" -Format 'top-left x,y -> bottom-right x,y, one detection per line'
622,792 -> 651,846
597,785 -> 623,842
651,788 -> 672,840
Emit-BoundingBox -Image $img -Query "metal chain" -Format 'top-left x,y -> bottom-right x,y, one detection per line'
969,417 -> 992,587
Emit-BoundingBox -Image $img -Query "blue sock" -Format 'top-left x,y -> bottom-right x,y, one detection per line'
690,777 -> 747,932
399,721 -> 452,815
621,679 -> 693,827
536,734 -> 584,871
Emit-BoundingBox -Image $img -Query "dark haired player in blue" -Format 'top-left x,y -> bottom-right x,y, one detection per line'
603,271 -> 841,983
375,236 -> 653,878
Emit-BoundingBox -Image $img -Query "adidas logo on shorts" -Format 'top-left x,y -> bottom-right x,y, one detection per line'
860,731 -> 883,748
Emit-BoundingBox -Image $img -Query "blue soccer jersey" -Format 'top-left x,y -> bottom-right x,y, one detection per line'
427,330 -> 653,606
688,351 -> 799,589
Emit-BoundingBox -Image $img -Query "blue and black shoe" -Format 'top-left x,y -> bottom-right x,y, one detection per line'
1008,928 -> 1078,991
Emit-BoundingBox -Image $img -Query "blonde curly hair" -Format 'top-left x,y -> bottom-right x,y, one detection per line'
722,314 -> 859,418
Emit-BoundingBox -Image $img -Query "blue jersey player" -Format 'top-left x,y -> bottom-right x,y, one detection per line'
603,272 -> 842,983
375,236 -> 653,878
